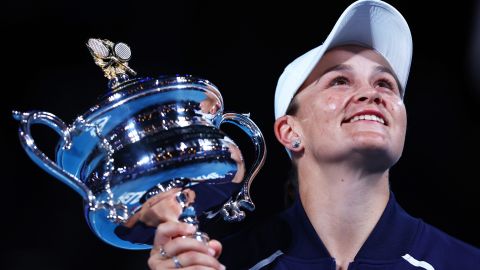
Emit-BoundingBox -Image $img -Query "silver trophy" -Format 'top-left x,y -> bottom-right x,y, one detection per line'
12,38 -> 266,250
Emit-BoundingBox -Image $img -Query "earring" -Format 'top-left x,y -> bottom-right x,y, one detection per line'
292,139 -> 301,148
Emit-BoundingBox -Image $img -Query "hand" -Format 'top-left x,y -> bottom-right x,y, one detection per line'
123,188 -> 195,228
148,221 -> 225,270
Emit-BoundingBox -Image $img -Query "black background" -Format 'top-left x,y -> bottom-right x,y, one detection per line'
2,0 -> 480,269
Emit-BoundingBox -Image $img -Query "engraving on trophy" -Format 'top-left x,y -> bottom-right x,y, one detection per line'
12,38 -> 266,250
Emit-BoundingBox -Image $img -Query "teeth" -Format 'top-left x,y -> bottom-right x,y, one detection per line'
349,114 -> 385,124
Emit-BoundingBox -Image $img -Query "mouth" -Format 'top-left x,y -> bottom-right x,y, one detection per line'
342,110 -> 388,126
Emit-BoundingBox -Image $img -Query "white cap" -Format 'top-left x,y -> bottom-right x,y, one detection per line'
274,0 -> 413,119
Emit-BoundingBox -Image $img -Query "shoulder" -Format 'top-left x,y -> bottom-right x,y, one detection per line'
409,220 -> 480,269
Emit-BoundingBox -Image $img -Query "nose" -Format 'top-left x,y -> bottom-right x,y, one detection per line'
354,89 -> 385,106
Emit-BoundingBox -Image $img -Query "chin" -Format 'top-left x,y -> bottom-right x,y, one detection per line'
350,149 -> 398,172
351,139 -> 402,168
352,133 -> 389,148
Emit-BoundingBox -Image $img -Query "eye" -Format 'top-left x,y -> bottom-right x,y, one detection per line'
375,79 -> 393,89
330,76 -> 350,86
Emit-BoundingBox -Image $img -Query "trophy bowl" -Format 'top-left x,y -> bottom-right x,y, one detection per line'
12,38 -> 266,250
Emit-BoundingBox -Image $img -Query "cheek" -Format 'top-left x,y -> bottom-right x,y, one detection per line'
321,96 -> 343,125
389,100 -> 408,138
388,98 -> 407,120
304,96 -> 342,136
298,93 -> 343,128
395,103 -> 407,127
325,96 -> 341,111
327,99 -> 337,111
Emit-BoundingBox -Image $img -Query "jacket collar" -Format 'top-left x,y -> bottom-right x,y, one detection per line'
281,192 -> 421,261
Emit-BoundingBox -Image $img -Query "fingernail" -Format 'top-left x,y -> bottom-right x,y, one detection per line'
208,247 -> 216,256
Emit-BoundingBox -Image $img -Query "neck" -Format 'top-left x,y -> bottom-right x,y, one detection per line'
297,160 -> 390,269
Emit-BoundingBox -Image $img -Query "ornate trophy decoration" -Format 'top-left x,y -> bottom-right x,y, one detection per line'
12,38 -> 266,250
86,38 -> 137,89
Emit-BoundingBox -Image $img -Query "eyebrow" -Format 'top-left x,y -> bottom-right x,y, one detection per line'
319,63 -> 403,94
321,64 -> 395,77
373,65 -> 396,78
321,64 -> 352,76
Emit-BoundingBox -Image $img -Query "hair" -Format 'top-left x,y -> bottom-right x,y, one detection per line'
285,96 -> 299,116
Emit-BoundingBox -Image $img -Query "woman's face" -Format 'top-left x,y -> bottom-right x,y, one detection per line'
292,45 -> 407,169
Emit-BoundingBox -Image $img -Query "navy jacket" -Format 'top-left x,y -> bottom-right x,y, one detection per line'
219,193 -> 480,269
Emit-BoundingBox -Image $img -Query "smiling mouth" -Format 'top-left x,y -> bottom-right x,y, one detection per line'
343,113 -> 388,126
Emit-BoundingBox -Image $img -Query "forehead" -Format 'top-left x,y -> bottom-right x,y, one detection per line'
320,45 -> 392,73
300,45 -> 397,90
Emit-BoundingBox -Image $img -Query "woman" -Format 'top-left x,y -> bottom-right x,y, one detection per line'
146,1 -> 480,269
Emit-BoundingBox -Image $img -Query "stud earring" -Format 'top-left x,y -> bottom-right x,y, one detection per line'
292,139 -> 301,148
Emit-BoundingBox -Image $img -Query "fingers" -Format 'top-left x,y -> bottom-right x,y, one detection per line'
164,237 -> 220,258
207,240 -> 223,259
139,188 -> 198,227
149,188 -> 180,205
174,251 -> 225,269
152,222 -> 219,259
152,221 -> 196,253
149,237 -> 225,269
148,221 -> 225,270
149,252 -> 225,270
140,188 -> 183,227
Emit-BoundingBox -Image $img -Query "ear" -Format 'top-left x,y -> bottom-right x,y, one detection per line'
274,115 -> 303,152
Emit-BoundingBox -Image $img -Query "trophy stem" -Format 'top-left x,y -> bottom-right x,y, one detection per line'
188,231 -> 210,243
176,191 -> 210,243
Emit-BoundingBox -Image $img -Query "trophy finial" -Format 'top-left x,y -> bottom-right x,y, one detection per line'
87,38 -> 137,89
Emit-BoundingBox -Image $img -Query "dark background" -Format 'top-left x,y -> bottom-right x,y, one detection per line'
2,0 -> 479,269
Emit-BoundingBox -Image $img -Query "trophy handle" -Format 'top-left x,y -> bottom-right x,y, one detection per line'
217,112 -> 267,221
12,110 -> 95,205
